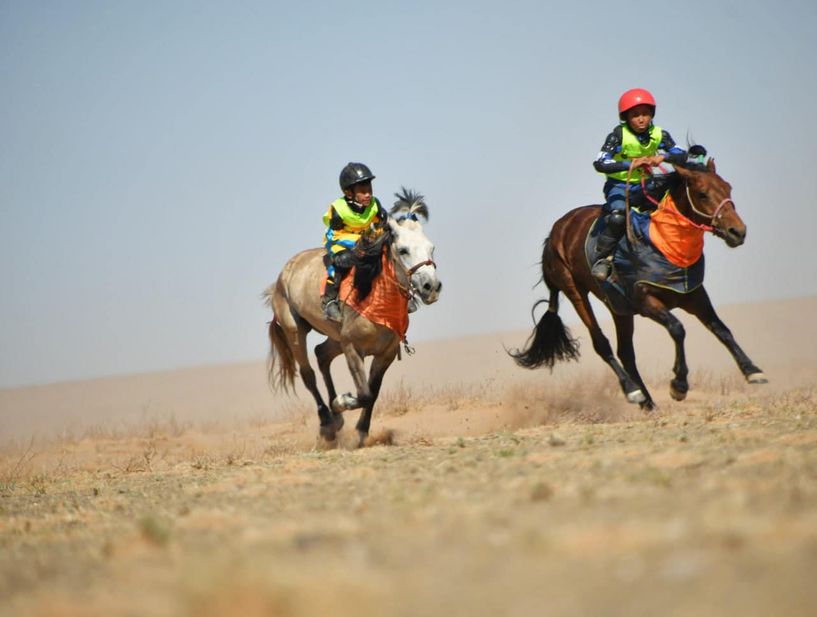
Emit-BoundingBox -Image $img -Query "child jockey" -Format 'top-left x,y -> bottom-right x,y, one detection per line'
591,88 -> 688,281
321,162 -> 389,322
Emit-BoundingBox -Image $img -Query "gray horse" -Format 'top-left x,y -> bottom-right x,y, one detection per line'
263,189 -> 441,446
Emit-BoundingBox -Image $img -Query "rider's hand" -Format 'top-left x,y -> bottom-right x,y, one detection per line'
631,155 -> 664,170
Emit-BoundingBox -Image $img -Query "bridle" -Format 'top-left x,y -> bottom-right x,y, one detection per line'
389,214 -> 437,289
684,182 -> 734,230
406,258 -> 436,276
389,230 -> 437,298
390,242 -> 436,292
388,238 -> 437,357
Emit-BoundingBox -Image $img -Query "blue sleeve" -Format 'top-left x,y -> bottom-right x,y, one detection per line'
660,130 -> 687,163
593,128 -> 630,174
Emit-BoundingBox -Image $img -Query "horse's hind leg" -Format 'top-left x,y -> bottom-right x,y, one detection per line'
287,323 -> 338,441
558,283 -> 646,404
680,287 -> 767,384
315,338 -> 345,432
612,314 -> 655,410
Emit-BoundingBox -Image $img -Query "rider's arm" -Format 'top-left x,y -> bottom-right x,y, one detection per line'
328,206 -> 345,230
593,128 -> 630,174
659,130 -> 687,165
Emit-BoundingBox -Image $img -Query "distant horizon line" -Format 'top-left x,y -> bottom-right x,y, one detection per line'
1,293 -> 814,392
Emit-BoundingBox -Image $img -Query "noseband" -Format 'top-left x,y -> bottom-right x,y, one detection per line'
407,259 -> 436,275
684,181 -> 734,231
389,244 -> 437,298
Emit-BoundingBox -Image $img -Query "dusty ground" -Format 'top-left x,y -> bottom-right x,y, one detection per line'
1,298 -> 817,616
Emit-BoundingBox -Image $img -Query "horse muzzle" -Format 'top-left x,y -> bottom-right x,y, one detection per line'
413,271 -> 442,305
721,225 -> 746,248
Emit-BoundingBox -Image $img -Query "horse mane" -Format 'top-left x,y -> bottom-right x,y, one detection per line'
351,226 -> 392,301
390,187 -> 429,221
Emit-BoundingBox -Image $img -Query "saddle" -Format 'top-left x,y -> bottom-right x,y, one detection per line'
585,194 -> 706,315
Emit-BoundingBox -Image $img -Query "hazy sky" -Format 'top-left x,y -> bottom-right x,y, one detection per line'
2,0 -> 816,388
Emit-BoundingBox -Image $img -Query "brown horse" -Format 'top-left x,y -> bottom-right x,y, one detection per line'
511,159 -> 767,410
263,190 -> 441,445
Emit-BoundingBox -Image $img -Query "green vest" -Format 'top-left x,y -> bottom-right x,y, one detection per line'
323,197 -> 380,231
607,124 -> 663,183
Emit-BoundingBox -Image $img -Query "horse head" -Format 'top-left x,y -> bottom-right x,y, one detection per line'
389,187 -> 442,306
673,159 -> 746,247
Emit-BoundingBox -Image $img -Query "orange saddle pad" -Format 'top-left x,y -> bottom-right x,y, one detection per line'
321,254 -> 409,339
649,192 -> 706,268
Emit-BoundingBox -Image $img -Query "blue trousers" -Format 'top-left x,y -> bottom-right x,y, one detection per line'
602,179 -> 645,215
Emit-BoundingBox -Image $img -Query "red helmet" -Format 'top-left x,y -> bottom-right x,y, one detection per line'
618,88 -> 656,118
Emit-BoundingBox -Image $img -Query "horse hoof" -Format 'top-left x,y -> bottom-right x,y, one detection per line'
640,399 -> 656,412
669,387 -> 687,401
626,389 -> 646,404
317,432 -> 337,450
747,372 -> 768,384
357,431 -> 369,449
319,425 -> 337,441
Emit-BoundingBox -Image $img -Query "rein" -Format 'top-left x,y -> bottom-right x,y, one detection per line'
624,165 -> 661,244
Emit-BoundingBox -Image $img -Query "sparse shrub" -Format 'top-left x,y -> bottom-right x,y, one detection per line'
139,514 -> 171,547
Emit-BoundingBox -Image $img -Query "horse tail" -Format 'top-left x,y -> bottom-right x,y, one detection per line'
262,284 -> 296,393
508,238 -> 581,369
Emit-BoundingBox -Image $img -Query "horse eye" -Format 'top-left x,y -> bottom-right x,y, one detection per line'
697,192 -> 708,200
398,248 -> 410,256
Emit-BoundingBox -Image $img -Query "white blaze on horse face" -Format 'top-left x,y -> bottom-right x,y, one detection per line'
391,218 -> 441,305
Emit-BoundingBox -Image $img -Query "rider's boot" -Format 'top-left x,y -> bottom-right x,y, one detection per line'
591,210 -> 626,282
591,255 -> 614,282
322,279 -> 342,322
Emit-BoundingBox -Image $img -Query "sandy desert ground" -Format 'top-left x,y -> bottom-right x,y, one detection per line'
1,297 -> 816,616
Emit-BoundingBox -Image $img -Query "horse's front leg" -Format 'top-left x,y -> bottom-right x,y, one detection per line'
680,288 -> 767,384
638,293 -> 689,401
333,342 -> 370,415
355,347 -> 398,447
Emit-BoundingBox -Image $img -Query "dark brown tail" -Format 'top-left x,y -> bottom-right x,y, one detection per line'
267,315 -> 296,393
508,238 -> 580,369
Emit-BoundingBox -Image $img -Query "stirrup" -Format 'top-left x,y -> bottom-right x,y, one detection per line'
591,257 -> 613,282
323,299 -> 342,322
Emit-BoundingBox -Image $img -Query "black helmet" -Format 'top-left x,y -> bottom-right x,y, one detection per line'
339,162 -> 375,191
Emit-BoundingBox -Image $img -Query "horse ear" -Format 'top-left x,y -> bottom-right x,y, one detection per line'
707,158 -> 717,173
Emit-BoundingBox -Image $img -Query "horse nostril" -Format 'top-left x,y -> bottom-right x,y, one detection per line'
422,282 -> 432,292
730,227 -> 745,241
435,281 -> 442,292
